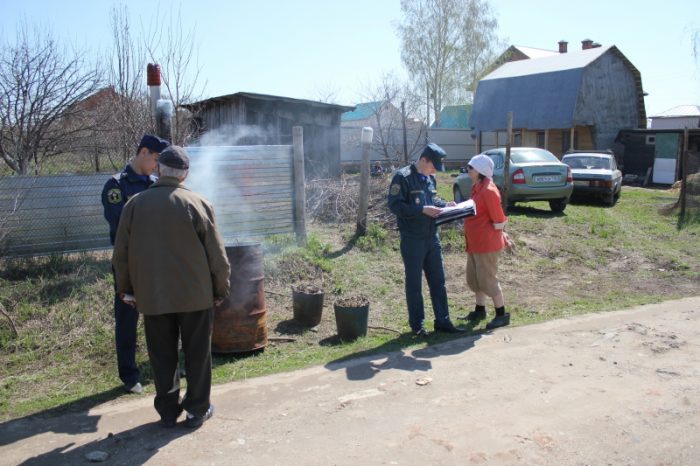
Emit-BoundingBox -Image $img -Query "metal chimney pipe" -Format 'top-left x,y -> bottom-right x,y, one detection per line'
147,63 -> 161,116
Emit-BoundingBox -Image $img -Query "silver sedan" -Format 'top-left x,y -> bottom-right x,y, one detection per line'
453,147 -> 574,213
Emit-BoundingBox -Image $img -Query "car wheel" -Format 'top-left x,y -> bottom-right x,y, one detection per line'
549,198 -> 567,213
606,192 -> 616,206
453,186 -> 464,203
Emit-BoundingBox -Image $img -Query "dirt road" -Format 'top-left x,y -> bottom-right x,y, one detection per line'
2,297 -> 699,465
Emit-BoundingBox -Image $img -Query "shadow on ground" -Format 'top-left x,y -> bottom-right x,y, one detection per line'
322,323 -> 486,382
0,357 -> 159,447
18,419 -> 192,466
506,204 -> 566,218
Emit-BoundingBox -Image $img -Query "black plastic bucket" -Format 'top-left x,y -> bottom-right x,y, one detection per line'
333,296 -> 369,341
292,288 -> 324,327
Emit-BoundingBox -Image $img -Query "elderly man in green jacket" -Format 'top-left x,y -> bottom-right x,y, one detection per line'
112,145 -> 230,429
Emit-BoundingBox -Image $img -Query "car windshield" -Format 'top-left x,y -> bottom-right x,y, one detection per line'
563,156 -> 610,170
510,149 -> 558,164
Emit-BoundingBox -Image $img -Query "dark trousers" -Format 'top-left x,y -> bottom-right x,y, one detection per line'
400,234 -> 450,331
112,270 -> 140,387
143,309 -> 213,420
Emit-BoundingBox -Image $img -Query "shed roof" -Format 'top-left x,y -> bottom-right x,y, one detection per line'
184,92 -> 354,112
431,104 -> 472,128
650,105 -> 700,118
341,101 -> 383,121
471,45 -> 645,131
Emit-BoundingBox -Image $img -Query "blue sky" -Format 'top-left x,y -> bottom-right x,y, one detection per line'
1,0 -> 698,116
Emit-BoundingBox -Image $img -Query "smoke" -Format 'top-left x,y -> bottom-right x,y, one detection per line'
184,124 -> 275,245
191,124 -> 270,146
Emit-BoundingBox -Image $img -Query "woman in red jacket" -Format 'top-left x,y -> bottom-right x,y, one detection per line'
463,154 -> 511,329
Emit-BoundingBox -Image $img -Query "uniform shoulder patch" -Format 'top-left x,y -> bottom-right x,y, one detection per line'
107,188 -> 122,204
390,183 -> 401,196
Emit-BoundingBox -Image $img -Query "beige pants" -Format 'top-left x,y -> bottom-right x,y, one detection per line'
466,251 -> 502,297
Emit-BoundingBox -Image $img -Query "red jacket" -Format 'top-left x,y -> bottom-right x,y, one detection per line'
464,179 -> 508,254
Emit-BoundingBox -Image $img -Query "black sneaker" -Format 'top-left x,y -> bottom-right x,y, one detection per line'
465,308 -> 487,322
413,328 -> 429,338
185,404 -> 214,428
485,313 -> 510,330
434,320 -> 466,333
160,406 -> 183,428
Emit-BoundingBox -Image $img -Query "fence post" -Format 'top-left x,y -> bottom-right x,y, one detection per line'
293,126 -> 307,246
503,111 -> 513,212
356,127 -> 373,236
680,126 -> 689,223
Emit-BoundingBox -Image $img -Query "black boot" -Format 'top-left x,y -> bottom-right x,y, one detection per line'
465,305 -> 487,322
486,307 -> 510,330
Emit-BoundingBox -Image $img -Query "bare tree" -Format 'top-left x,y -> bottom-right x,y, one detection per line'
397,0 -> 500,125
460,0 -> 502,93
360,73 -> 426,164
145,6 -> 205,146
102,5 -> 153,169
0,22 -> 101,175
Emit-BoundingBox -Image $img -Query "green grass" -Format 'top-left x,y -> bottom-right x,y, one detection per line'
0,185 -> 698,421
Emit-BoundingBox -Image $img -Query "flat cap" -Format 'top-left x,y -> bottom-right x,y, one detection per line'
138,134 -> 170,153
158,145 -> 190,169
421,143 -> 447,172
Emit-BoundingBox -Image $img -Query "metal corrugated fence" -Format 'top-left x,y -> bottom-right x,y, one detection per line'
0,145 -> 295,257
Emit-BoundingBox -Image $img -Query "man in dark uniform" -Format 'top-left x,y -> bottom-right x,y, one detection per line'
387,143 -> 465,337
101,134 -> 169,393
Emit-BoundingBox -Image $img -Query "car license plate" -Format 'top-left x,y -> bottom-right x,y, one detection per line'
574,180 -> 588,186
534,175 -> 560,183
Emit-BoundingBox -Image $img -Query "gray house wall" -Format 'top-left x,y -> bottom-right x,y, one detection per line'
575,52 -> 640,153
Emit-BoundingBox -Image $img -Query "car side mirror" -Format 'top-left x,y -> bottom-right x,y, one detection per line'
459,167 -> 467,173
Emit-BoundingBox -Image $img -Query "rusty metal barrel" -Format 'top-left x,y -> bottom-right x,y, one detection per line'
212,243 -> 267,353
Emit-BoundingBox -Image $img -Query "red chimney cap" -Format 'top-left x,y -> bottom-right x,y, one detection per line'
147,63 -> 161,86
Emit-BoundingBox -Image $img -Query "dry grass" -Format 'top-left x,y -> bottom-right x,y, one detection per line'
0,178 -> 698,421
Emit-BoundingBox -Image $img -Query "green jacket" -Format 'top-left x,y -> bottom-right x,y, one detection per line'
112,176 -> 230,315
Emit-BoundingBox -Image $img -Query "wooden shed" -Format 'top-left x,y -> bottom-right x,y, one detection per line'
184,92 -> 353,178
470,42 -> 646,158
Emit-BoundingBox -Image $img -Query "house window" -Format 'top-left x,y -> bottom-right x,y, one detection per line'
513,131 -> 522,146
536,131 -> 545,148
646,135 -> 656,145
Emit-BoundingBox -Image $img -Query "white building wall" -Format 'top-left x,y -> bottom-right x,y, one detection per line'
650,116 -> 700,130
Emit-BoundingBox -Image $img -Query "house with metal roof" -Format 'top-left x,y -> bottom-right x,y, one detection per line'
470,40 -> 646,157
649,105 -> 700,130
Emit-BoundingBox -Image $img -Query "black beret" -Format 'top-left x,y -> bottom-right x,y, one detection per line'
138,134 -> 170,153
421,143 -> 447,172
158,145 -> 190,169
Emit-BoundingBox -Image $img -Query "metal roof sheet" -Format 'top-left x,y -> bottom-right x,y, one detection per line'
431,105 -> 472,128
341,101 -> 383,121
650,105 -> 700,118
512,45 -> 559,59
482,45 -> 611,80
471,68 -> 583,131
